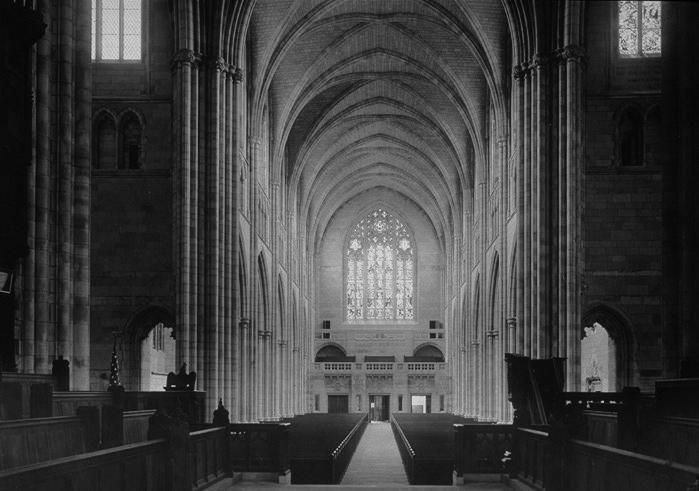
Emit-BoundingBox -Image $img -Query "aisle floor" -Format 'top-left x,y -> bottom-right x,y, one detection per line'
340,421 -> 409,485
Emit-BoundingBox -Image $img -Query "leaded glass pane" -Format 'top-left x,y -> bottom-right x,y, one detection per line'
618,1 -> 661,57
619,1 -> 638,30
91,0 -> 96,59
102,34 -> 119,60
642,1 -> 660,29
345,208 -> 414,320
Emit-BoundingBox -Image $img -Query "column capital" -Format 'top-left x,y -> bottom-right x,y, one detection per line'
506,317 -> 517,329
230,67 -> 244,83
486,329 -> 500,338
258,330 -> 272,338
239,318 -> 251,329
528,53 -> 549,71
171,48 -> 197,70
557,44 -> 586,64
512,63 -> 526,82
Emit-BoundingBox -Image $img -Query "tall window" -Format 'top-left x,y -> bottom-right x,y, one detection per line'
618,1 -> 661,57
346,209 -> 415,321
92,0 -> 142,61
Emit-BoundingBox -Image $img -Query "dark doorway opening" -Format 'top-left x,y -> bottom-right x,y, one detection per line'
369,394 -> 390,421
328,395 -> 349,413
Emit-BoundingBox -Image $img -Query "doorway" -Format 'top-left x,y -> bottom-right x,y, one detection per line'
328,394 -> 349,413
369,394 -> 390,421
410,394 -> 431,413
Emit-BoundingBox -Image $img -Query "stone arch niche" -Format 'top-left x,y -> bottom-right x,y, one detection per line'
581,304 -> 635,391
121,305 -> 176,391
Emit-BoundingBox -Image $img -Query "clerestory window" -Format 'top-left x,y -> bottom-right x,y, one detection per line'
92,0 -> 142,61
618,1 -> 661,58
345,209 -> 415,321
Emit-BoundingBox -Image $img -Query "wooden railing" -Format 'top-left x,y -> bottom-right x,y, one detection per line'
329,412 -> 368,483
123,409 -> 156,444
189,427 -> 229,490
454,423 -> 513,477
390,414 -> 415,481
52,391 -> 113,417
0,408 -> 99,470
514,427 -> 550,489
229,422 -> 290,475
0,439 -> 171,490
564,439 -> 699,491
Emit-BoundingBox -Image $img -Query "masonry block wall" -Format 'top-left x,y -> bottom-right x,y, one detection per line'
583,2 -> 664,391
89,0 -> 174,390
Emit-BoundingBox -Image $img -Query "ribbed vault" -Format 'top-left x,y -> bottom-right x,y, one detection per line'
244,0 -> 509,257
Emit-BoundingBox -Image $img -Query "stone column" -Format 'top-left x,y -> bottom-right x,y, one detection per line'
563,44 -> 585,389
239,318 -> 250,422
72,0 -> 92,389
34,0 -> 51,374
56,0 -> 75,377
172,47 -> 195,377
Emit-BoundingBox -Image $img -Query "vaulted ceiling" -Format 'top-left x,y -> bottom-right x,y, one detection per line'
246,0 -> 511,253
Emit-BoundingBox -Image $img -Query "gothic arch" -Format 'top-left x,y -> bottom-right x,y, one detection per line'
581,303 -> 637,389
256,253 -> 270,331
238,237 -> 248,319
92,109 -> 117,169
120,305 -> 176,390
472,273 -> 481,341
277,275 -> 286,339
488,253 -> 501,331
117,109 -> 145,169
615,105 -> 643,167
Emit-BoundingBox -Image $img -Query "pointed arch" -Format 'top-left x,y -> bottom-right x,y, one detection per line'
344,207 -> 416,321
121,305 -> 176,391
257,253 -> 270,331
118,109 -> 144,169
472,273 -> 481,341
92,109 -> 117,169
277,275 -> 286,338
582,303 -> 637,390
488,253 -> 501,331
615,105 -> 643,167
238,236 -> 248,319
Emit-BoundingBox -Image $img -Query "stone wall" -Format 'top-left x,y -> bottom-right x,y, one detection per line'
89,0 -> 174,390
583,2 -> 664,391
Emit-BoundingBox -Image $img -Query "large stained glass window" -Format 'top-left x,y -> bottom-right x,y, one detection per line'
92,0 -> 142,61
346,209 -> 415,321
618,1 -> 661,57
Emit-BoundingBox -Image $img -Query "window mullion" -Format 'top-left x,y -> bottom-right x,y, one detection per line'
637,1 -> 643,56
96,0 -> 102,60
119,0 -> 124,60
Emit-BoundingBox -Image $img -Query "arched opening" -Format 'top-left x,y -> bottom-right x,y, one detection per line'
411,344 -> 445,362
121,306 -> 176,391
93,112 -> 116,169
581,305 -> 635,391
618,107 -> 642,167
119,111 -> 143,169
315,344 -> 347,362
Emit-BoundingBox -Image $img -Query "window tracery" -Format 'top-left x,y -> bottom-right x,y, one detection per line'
346,209 -> 414,321
618,1 -> 661,57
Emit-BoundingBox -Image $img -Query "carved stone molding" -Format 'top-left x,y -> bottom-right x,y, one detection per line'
239,318 -> 250,329
512,63 -> 525,82
558,44 -> 586,62
486,329 -> 500,339
171,48 -> 197,69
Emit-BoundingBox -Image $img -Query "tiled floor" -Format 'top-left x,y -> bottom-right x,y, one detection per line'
341,421 -> 409,485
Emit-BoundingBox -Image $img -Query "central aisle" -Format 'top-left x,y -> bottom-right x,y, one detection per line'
341,421 -> 409,485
